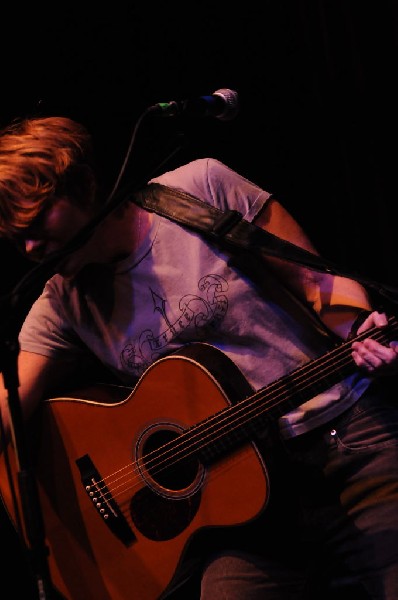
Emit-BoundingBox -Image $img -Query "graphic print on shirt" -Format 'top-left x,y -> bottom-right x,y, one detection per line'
120,274 -> 228,377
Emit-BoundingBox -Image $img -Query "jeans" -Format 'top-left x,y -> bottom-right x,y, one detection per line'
197,381 -> 398,599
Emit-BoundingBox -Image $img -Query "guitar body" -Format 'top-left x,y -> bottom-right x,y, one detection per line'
0,343 -> 268,600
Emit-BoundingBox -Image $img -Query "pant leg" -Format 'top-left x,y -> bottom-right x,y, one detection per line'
284,381 -> 398,599
200,551 -> 307,600
321,385 -> 398,598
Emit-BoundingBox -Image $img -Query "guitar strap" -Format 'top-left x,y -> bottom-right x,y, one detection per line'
132,182 -> 398,305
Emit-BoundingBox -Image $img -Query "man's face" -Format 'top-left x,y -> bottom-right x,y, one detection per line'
20,197 -> 99,278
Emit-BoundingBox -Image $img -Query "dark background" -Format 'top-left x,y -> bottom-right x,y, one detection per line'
1,1 -> 398,596
2,2 -> 398,295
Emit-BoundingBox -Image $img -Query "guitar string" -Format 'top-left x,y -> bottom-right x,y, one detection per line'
88,318 -> 397,510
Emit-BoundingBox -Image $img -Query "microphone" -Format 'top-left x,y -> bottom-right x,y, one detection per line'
150,88 -> 239,121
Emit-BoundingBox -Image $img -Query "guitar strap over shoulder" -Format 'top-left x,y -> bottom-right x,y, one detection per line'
132,182 -> 398,305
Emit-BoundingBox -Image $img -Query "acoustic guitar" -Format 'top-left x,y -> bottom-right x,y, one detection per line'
1,318 -> 397,599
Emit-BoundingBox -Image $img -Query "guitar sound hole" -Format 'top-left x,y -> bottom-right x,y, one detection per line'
142,429 -> 201,492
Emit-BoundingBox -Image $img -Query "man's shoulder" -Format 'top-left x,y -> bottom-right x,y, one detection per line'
149,157 -> 236,203
150,157 -> 228,186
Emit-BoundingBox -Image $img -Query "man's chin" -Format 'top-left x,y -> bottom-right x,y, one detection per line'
56,259 -> 82,280
58,259 -> 106,281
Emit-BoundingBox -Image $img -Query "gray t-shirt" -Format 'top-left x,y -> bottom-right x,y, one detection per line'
19,157 -> 371,437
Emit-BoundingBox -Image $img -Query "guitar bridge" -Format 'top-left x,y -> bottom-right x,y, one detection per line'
76,453 -> 136,546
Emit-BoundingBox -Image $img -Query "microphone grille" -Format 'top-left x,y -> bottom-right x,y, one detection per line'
212,88 -> 239,121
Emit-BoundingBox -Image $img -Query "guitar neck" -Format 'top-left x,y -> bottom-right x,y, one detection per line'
190,316 -> 398,463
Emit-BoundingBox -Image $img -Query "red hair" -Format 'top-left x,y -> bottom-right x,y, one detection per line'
0,116 -> 96,239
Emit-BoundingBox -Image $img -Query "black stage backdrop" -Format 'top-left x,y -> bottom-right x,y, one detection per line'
1,1 -> 398,597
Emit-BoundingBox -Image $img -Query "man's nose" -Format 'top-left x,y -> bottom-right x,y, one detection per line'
24,239 -> 45,259
25,239 -> 41,252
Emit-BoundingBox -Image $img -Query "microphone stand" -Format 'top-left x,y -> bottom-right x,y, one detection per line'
0,259 -> 60,600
